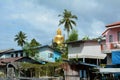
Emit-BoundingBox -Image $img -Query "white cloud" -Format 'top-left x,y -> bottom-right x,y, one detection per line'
9,4 -> 59,31
90,19 -> 105,37
72,0 -> 98,12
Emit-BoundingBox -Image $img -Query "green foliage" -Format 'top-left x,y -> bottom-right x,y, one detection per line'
82,35 -> 90,40
0,72 -> 5,77
14,31 -> 27,47
20,62 -> 63,77
58,9 -> 78,38
66,29 -> 78,42
61,45 -> 68,59
30,38 -> 41,47
23,39 -> 40,57
52,42 -> 59,50
23,42 -> 31,57
61,52 -> 68,60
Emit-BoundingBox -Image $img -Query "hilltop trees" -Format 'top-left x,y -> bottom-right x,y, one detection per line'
58,9 -> 78,38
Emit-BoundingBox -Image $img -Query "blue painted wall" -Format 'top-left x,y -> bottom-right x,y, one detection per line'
37,47 -> 61,62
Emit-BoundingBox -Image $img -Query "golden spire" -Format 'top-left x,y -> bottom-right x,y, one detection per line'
54,28 -> 64,45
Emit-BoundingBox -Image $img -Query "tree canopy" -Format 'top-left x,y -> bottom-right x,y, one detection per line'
82,35 -> 90,40
23,38 -> 41,57
30,38 -> 41,47
66,29 -> 78,42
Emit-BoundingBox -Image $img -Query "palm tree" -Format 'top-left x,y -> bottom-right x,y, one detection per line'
58,9 -> 78,38
14,31 -> 27,47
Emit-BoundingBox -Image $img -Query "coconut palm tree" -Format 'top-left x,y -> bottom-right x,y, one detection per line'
58,9 -> 78,38
14,31 -> 27,48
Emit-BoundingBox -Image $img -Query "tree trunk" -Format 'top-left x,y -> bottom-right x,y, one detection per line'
67,31 -> 69,39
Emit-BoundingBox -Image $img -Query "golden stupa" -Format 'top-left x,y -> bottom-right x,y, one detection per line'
54,28 -> 64,45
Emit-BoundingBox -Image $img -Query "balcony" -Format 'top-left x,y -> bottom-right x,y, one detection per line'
101,43 -> 120,53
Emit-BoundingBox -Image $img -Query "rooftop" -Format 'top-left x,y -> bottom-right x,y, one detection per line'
0,45 -> 62,55
65,39 -> 98,44
106,22 -> 120,27
0,57 -> 41,66
0,57 -> 22,66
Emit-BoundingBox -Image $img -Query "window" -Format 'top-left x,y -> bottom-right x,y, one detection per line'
20,53 -> 23,57
11,54 -> 14,57
118,32 -> 120,42
109,35 -> 113,42
15,54 -> 18,57
49,53 -> 53,58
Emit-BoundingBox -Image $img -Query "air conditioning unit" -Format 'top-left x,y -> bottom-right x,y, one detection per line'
113,43 -> 117,48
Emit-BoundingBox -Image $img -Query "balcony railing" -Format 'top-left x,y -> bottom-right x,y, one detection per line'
101,43 -> 120,52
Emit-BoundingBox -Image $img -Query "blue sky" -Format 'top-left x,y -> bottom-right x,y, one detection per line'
0,0 -> 120,50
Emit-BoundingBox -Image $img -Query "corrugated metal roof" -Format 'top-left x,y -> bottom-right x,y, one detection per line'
0,48 -> 14,54
0,45 -> 62,55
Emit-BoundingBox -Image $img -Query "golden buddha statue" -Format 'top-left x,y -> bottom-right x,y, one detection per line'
54,28 -> 64,45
